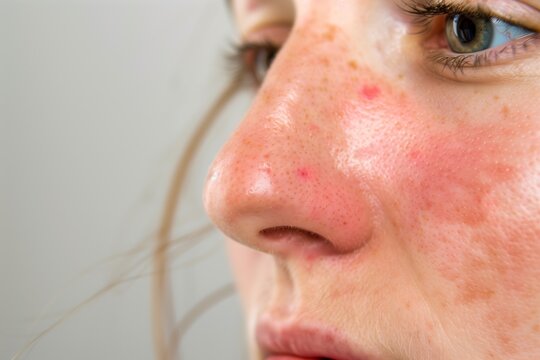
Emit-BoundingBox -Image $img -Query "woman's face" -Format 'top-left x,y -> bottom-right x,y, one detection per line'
204,0 -> 540,359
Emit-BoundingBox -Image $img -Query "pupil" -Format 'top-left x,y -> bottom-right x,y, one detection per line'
455,15 -> 477,43
265,50 -> 276,68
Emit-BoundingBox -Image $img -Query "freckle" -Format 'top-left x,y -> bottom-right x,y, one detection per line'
408,150 -> 421,160
348,59 -> 358,70
458,278 -> 496,304
398,90 -> 407,101
501,105 -> 510,118
360,85 -> 381,100
493,95 -> 500,101
323,24 -> 337,41
498,333 -> 517,354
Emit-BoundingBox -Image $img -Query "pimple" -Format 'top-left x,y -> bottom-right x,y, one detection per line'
319,56 -> 331,67
360,85 -> 381,100
308,124 -> 320,133
296,167 -> 312,180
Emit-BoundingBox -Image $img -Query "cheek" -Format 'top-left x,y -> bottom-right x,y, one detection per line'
340,85 -> 540,343
391,105 -> 540,352
400,125 -> 518,226
396,115 -> 540,287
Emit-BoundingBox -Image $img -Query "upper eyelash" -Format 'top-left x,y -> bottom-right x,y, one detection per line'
226,41 -> 280,84
233,41 -> 277,55
400,0 -> 498,29
227,41 -> 277,67
402,0 -> 494,18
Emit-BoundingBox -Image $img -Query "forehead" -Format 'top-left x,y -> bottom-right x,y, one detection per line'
231,0 -> 295,37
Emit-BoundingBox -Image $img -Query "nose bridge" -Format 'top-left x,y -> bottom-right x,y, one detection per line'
204,20 -> 375,255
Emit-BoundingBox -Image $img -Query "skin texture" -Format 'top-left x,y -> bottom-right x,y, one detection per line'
204,0 -> 540,359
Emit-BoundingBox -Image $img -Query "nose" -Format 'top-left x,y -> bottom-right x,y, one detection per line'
204,24 -> 375,258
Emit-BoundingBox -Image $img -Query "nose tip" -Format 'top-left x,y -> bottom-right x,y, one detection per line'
204,145 -> 374,257
203,22 -> 375,259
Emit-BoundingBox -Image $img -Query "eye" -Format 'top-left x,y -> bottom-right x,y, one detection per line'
446,14 -> 534,54
251,44 -> 279,83
232,42 -> 280,85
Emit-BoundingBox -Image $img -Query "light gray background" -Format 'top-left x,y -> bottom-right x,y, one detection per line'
2,0 -> 252,359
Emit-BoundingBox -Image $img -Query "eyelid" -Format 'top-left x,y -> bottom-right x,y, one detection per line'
235,0 -> 295,39
242,23 -> 292,45
487,0 -> 540,32
427,0 -> 540,32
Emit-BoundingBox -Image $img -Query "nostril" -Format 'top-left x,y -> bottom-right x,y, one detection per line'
260,226 -> 327,242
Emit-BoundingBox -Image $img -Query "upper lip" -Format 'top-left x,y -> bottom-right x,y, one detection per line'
256,316 -> 375,360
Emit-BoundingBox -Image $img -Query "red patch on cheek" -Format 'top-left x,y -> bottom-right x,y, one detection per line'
401,129 -> 517,225
396,120 -> 539,356
360,85 -> 381,100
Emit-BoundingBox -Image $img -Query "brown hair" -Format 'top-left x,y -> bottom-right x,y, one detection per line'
151,71 -> 244,360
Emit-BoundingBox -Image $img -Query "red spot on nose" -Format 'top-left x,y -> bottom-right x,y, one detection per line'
360,85 -> 381,100
296,167 -> 311,180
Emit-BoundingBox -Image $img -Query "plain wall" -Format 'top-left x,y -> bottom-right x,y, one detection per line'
2,0 -> 250,358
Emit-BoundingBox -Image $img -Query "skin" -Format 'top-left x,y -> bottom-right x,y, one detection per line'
204,0 -> 540,359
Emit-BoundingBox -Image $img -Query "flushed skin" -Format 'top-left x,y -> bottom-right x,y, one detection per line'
204,0 -> 540,359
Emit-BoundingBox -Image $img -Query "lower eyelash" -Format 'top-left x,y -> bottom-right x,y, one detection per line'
429,53 -> 474,74
428,33 -> 540,74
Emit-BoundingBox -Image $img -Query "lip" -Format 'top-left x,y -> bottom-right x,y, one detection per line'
256,317 -> 375,360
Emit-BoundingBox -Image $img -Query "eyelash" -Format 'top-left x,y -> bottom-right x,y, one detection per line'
402,1 -> 489,27
227,41 -> 280,85
228,1 -> 539,81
